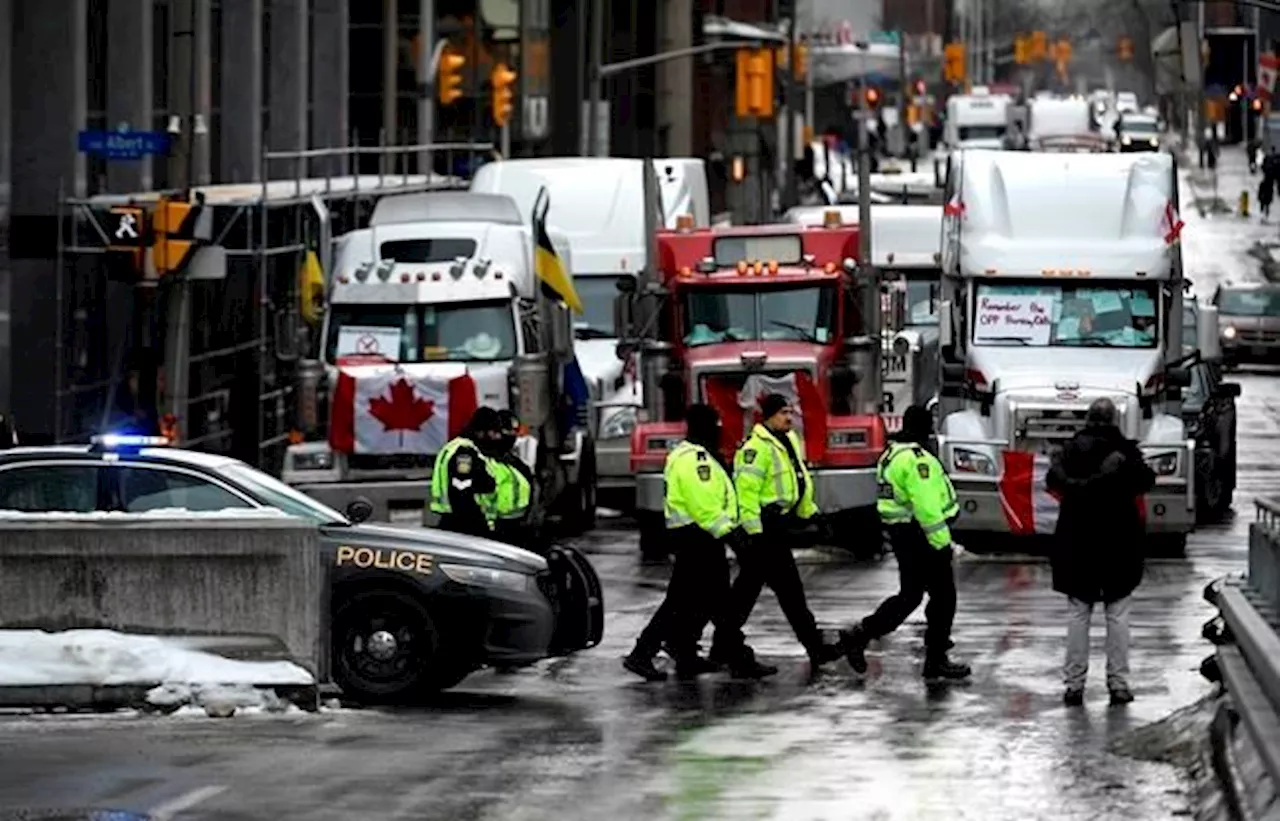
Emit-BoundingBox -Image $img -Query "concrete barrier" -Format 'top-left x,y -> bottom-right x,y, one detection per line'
0,516 -> 325,680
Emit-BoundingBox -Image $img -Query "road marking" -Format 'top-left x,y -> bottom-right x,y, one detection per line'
149,785 -> 227,820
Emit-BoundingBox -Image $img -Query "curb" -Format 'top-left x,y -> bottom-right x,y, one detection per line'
0,683 -> 320,713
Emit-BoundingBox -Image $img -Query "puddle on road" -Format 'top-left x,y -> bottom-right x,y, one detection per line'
0,813 -> 151,821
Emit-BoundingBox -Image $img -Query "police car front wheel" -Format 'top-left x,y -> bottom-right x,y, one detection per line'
332,589 -> 469,703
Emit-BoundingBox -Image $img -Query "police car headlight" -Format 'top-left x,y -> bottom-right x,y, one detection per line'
440,563 -> 535,593
291,450 -> 334,471
1143,450 -> 1180,477
600,406 -> 638,439
952,447 -> 995,475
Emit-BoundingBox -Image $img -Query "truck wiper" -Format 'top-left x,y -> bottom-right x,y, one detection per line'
573,327 -> 614,340
1064,337 -> 1119,347
980,336 -> 1031,346
768,320 -> 820,343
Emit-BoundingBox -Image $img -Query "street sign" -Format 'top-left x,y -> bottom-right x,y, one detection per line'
77,129 -> 172,160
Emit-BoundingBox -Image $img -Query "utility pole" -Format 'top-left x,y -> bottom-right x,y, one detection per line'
897,27 -> 907,159
782,10 -> 799,208
585,0 -> 605,156
383,0 -> 398,174
168,0 -> 201,191
418,0 -> 435,173
855,82 -> 878,416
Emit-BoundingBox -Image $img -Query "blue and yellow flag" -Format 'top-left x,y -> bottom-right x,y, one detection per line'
533,210 -> 583,314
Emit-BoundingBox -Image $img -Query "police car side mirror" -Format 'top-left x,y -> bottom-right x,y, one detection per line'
345,497 -> 374,524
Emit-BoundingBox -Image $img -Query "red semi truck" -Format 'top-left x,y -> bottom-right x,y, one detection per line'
616,222 -> 888,559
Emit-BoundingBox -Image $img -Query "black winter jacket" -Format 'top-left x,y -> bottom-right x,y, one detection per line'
1045,425 -> 1157,604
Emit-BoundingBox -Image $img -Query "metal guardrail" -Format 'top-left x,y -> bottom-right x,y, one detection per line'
1204,499 -> 1280,809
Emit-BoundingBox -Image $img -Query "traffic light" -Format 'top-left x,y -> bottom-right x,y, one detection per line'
490,63 -> 517,128
864,87 -> 881,108
1118,36 -> 1134,62
1030,31 -> 1047,61
943,42 -> 966,84
1015,35 -> 1029,65
150,196 -> 207,277
794,44 -> 808,81
735,48 -> 774,119
437,46 -> 465,106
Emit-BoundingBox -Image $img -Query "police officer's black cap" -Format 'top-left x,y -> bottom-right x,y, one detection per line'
902,405 -> 933,436
469,406 -> 502,432
497,409 -> 520,432
686,403 -> 720,428
759,393 -> 789,421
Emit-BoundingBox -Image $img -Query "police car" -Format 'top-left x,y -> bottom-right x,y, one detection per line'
0,435 -> 604,703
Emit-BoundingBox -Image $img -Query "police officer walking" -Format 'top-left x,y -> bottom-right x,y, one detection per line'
624,404 -> 746,682
485,410 -> 536,549
840,405 -> 971,681
428,407 -> 503,538
710,394 -> 843,675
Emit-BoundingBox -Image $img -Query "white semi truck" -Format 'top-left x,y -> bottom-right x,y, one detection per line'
282,191 -> 597,529
935,150 -> 1220,554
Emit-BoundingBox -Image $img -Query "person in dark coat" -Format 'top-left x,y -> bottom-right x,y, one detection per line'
0,412 -> 15,449
1045,397 -> 1155,707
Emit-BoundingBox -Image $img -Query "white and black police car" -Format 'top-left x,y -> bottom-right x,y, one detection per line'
0,435 -> 604,703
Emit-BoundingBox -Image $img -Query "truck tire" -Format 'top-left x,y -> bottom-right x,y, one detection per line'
638,512 -> 669,562
830,508 -> 885,561
561,452 -> 598,536
1148,534 -> 1188,559
1195,450 -> 1229,523
332,589 -> 468,704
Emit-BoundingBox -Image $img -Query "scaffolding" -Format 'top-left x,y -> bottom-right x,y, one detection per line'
54,142 -> 494,472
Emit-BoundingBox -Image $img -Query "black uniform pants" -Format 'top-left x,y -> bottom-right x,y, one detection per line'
438,512 -> 491,539
634,529 -> 730,663
860,522 -> 956,656
711,530 -> 823,660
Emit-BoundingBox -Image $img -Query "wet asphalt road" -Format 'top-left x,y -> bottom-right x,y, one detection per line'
0,153 -> 1277,820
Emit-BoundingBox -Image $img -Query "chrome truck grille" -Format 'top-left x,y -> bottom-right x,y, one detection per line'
1235,327 -> 1280,344
348,454 -> 436,472
1013,407 -> 1088,454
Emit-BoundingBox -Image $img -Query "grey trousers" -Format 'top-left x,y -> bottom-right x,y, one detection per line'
1064,596 -> 1132,690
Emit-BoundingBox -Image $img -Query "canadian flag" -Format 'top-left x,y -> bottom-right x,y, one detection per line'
1161,200 -> 1184,245
703,371 -> 826,456
1259,52 -> 1279,102
998,450 -> 1061,535
329,367 -> 478,455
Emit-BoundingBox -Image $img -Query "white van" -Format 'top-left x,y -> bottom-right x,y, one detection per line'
653,158 -> 710,228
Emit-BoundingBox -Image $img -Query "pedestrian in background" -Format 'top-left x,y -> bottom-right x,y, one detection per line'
1258,174 -> 1273,221
1045,397 -> 1155,707
840,405 -> 971,682
624,404 -> 746,682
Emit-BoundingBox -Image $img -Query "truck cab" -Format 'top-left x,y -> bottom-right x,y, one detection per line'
936,150 -> 1210,554
282,191 -> 595,528
873,205 -> 944,433
619,224 -> 887,559
945,89 -> 1013,151
469,157 -> 664,510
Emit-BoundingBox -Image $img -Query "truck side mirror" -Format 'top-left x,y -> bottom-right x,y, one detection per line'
1215,381 -> 1242,399
549,302 -> 573,355
939,299 -> 954,348
1165,366 -> 1192,389
1197,304 -> 1221,361
613,293 -> 633,343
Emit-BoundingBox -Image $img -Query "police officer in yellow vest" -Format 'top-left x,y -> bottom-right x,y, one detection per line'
840,405 -> 971,681
429,407 -> 502,538
485,410 -> 535,549
709,394 -> 844,676
624,404 -> 747,682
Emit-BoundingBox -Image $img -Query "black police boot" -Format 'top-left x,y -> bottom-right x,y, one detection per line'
922,653 -> 971,681
806,638 -> 845,668
622,652 -> 667,682
721,646 -> 777,679
839,623 -> 870,674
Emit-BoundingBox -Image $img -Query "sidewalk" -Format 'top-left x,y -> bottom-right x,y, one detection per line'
1179,148 -> 1280,297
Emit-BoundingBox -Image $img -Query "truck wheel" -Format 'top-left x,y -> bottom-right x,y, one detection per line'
1148,534 -> 1188,559
1195,451 -> 1228,523
638,512 -> 669,562
831,508 -> 884,561
562,455 -> 598,536
332,590 -> 464,703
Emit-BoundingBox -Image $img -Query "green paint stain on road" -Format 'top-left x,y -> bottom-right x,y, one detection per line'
667,751 -> 771,821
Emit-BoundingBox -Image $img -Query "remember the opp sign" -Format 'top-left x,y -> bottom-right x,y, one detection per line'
974,294 -> 1052,345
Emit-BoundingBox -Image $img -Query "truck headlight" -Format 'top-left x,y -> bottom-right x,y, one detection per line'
952,447 -> 996,476
1144,451 -> 1180,477
290,449 -> 334,471
600,407 -> 638,439
439,563 -> 535,593
1222,325 -> 1237,340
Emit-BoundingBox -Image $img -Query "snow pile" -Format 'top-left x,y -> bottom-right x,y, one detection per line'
0,507 -> 292,521
0,629 -> 314,688
145,682 -> 299,717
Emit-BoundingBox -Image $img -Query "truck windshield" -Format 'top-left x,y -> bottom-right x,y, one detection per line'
574,275 -> 625,339
683,285 -> 837,346
972,282 -> 1158,348
1121,118 -> 1158,134
1217,289 -> 1280,316
958,125 -> 1005,141
325,301 -> 517,362
886,271 -> 940,324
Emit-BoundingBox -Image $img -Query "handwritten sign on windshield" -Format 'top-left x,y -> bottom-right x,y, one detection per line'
975,294 -> 1052,345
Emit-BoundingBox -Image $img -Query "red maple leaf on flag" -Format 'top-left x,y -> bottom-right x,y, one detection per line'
368,378 -> 435,432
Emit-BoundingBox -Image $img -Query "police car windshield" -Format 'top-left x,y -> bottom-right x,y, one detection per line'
220,464 -> 348,525
973,281 -> 1159,348
574,275 -> 625,339
683,285 -> 837,346
325,301 -> 517,362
